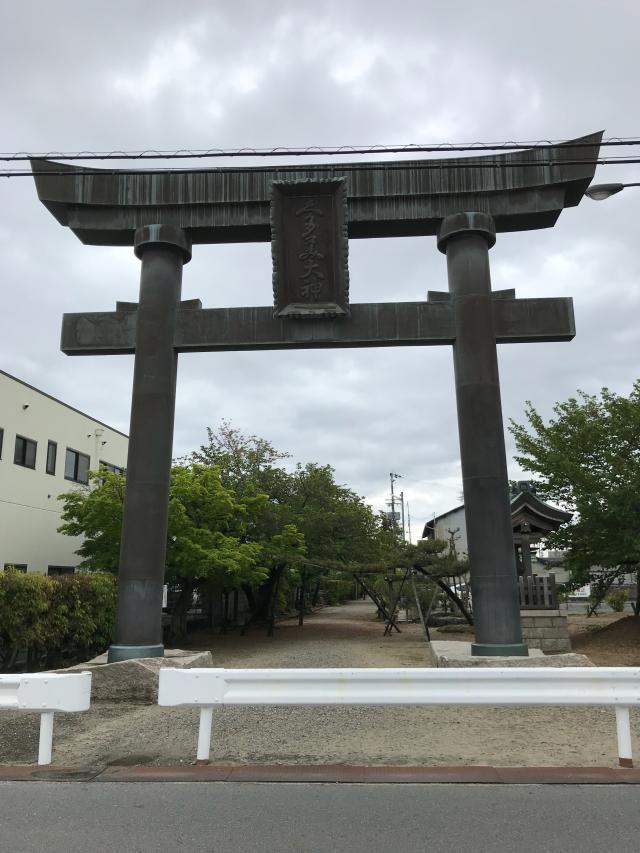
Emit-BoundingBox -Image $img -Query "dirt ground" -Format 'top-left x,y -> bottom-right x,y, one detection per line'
1,600 -> 638,769
568,613 -> 640,666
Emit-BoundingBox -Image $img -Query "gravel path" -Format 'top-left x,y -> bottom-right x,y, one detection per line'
1,600 -> 637,768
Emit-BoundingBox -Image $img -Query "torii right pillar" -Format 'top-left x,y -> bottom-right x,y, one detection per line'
438,212 -> 527,656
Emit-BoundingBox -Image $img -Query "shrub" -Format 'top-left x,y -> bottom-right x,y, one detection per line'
45,573 -> 117,662
606,588 -> 628,613
0,569 -> 117,671
0,569 -> 52,655
324,577 -> 353,605
436,624 -> 473,634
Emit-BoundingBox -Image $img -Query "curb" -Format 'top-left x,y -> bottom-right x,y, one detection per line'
1,764 -> 640,784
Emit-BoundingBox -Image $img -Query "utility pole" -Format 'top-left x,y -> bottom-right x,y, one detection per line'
399,491 -> 406,542
407,502 -> 412,544
389,472 -> 402,539
389,472 -> 396,533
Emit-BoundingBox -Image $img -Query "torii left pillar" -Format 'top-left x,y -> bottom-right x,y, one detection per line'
108,225 -> 191,662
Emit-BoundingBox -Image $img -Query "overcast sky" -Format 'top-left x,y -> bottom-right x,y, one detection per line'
1,1 -> 638,539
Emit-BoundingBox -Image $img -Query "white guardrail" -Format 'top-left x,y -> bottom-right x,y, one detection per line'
159,667 -> 640,766
0,672 -> 92,765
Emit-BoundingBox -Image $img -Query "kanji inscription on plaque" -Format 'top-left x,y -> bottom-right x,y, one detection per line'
271,179 -> 349,318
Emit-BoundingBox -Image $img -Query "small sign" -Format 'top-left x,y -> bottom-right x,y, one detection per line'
271,179 -> 349,318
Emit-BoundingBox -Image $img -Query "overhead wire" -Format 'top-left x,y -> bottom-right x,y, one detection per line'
3,157 -> 640,179
2,136 -> 638,179
1,136 -> 639,162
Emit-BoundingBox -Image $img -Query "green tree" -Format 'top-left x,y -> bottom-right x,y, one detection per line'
509,382 -> 640,614
188,420 -> 292,543
58,464 -> 267,640
191,426 -> 395,629
189,420 -> 291,493
189,424 -> 306,628
58,469 -> 125,571
288,463 -> 387,565
388,538 -> 472,622
284,463 -> 395,623
165,464 -> 267,638
60,424 -> 401,640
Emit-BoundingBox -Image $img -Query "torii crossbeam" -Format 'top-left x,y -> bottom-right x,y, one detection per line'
61,292 -> 574,354
31,132 -> 601,661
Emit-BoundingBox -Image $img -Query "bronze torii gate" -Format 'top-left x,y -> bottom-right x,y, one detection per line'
30,132 -> 601,660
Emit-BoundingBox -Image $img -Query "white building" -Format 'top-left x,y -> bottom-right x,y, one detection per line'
0,370 -> 128,574
422,504 -> 468,558
421,488 -> 573,582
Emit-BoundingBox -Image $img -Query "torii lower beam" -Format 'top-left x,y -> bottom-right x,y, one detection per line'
61,296 -> 574,354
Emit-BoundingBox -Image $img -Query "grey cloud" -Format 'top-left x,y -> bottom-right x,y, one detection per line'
1,0 -> 639,534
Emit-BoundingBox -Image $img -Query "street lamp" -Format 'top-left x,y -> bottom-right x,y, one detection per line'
585,182 -> 640,201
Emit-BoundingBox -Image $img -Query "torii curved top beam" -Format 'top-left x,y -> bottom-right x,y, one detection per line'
30,132 -> 602,246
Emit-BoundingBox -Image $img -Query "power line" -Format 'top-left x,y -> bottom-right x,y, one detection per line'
4,156 -> 640,179
0,497 -> 62,514
1,136 -> 639,162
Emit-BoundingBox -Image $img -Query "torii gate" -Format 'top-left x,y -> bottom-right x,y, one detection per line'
30,132 -> 602,660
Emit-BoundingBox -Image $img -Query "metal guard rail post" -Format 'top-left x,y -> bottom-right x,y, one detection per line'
158,667 -> 640,767
0,672 -> 92,765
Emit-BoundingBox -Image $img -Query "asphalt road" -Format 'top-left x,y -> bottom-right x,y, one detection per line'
1,782 -> 638,852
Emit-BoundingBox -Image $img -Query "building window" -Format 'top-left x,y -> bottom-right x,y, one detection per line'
46,440 -> 57,475
0,427 -> 4,459
65,448 -> 90,484
99,461 -> 125,475
48,566 -> 75,577
4,564 -> 27,572
14,435 -> 37,469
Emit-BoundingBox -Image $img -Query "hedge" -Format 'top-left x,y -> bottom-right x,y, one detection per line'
0,569 -> 116,672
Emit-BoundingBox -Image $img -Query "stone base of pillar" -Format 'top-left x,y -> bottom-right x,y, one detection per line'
63,648 -> 212,703
428,640 -> 593,668
471,642 -> 529,657
108,644 -> 164,663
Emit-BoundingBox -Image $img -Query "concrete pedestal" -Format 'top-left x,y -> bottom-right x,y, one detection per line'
427,640 -> 592,668
62,648 -> 212,703
520,609 -> 572,653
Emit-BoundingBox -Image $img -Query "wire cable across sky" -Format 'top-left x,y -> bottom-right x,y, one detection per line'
1,136 -> 639,162
2,136 -> 638,179
4,155 -> 640,179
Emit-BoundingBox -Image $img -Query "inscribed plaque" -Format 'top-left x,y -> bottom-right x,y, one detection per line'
271,179 -> 349,318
